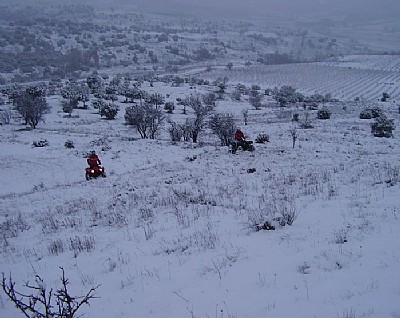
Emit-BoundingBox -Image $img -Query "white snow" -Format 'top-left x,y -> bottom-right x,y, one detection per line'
1,66 -> 400,318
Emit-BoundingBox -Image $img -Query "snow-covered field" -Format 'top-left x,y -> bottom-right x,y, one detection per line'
201,55 -> 400,102
1,63 -> 400,318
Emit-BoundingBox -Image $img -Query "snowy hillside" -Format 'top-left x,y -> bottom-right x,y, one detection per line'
199,55 -> 400,101
1,71 -> 400,318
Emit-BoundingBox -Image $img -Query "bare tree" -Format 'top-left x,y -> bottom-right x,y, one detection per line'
242,109 -> 249,125
185,93 -> 215,143
249,87 -> 262,110
1,267 -> 99,318
290,128 -> 298,148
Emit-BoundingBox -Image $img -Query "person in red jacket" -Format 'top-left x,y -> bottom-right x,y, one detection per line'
235,129 -> 245,142
87,150 -> 101,168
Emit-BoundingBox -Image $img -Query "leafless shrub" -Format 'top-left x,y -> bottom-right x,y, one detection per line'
342,308 -> 356,318
333,227 -> 349,244
383,163 -> 400,186
299,112 -> 314,129
141,224 -> 155,241
172,205 -> 192,228
298,262 -> 311,274
33,182 -> 45,191
190,224 -> 218,250
160,236 -> 190,255
255,133 -> 269,144
0,267 -> 100,318
39,213 -> 60,234
290,128 -> 298,148
280,204 -> 298,226
48,239 -> 65,256
106,209 -> 129,228
32,139 -> 49,147
64,140 -> 75,148
246,207 -> 275,231
39,199 -> 93,234
69,235 -> 96,257
139,207 -> 154,222
173,188 -> 216,206
0,213 -> 30,240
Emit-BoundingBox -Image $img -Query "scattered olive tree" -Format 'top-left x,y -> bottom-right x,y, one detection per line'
100,103 -> 119,119
273,85 -> 304,107
15,85 -> 50,129
125,104 -> 165,139
209,112 -> 236,146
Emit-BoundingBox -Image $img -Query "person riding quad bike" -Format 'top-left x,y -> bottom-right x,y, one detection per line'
231,129 -> 254,154
85,151 -> 106,180
87,150 -> 101,168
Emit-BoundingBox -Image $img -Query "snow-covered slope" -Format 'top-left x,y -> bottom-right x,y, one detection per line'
1,77 -> 400,318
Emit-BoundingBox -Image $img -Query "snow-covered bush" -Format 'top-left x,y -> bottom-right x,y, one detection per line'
381,92 -> 390,102
168,121 -> 184,142
317,108 -> 331,119
64,140 -> 75,148
299,112 -> 314,129
32,139 -> 49,147
164,101 -> 175,114
359,107 -> 382,119
371,115 -> 395,138
255,133 -> 270,144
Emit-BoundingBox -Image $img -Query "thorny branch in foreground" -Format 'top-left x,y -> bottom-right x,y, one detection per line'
1,267 -> 100,318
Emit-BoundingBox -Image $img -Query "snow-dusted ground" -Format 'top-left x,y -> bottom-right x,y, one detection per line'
200,55 -> 400,102
1,69 -> 400,318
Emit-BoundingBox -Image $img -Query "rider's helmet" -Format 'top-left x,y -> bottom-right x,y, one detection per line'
90,150 -> 96,156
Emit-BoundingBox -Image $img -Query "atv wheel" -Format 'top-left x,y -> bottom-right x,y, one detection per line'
85,173 -> 91,181
101,172 -> 106,178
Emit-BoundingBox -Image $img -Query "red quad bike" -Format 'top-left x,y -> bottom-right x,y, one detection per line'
230,140 -> 255,154
85,165 -> 106,180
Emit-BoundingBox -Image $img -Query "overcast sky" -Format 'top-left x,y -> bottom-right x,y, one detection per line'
109,0 -> 400,20
8,0 -> 400,20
